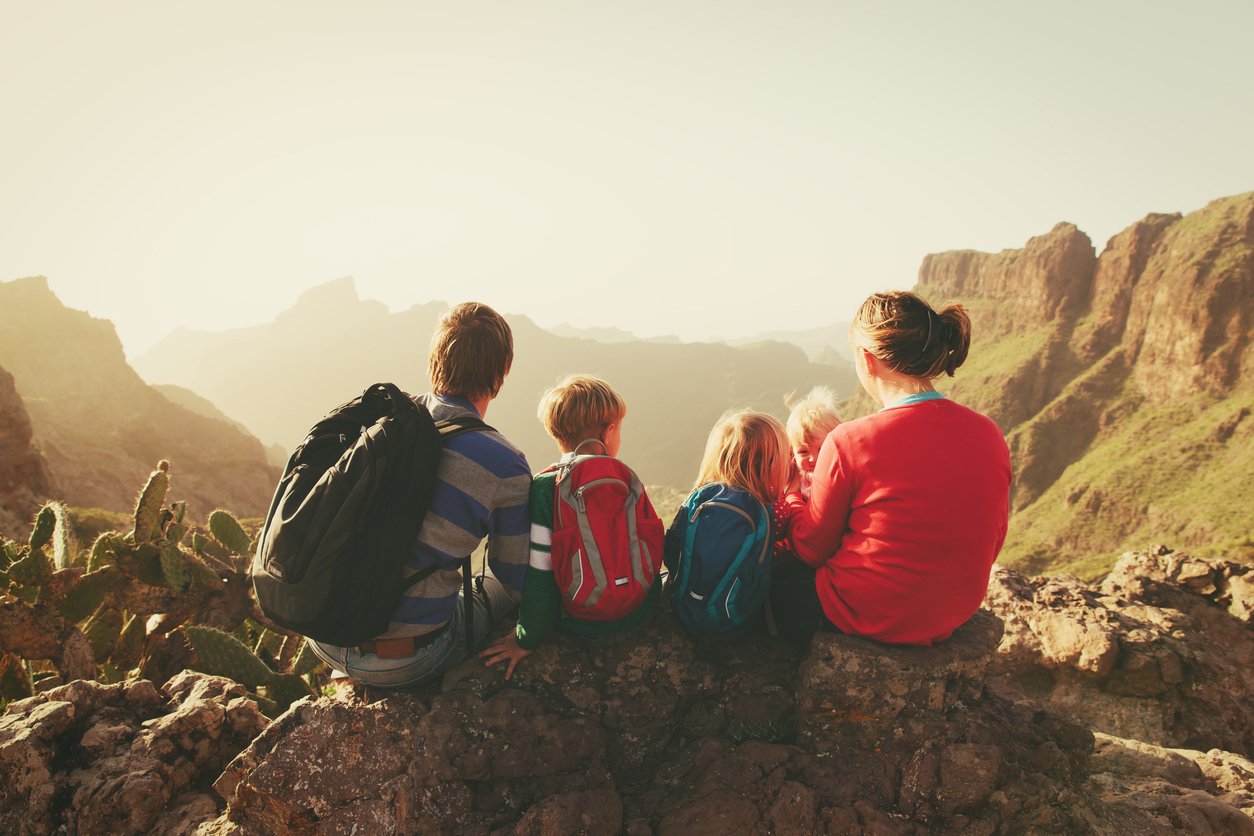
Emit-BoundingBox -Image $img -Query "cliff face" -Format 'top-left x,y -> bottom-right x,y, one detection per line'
0,277 -> 279,522
919,222 -> 1098,336
0,366 -> 53,537
915,192 -> 1254,576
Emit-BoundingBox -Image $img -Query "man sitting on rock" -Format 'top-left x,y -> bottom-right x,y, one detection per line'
308,302 -> 531,687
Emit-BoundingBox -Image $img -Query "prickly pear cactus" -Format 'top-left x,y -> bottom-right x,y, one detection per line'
184,625 -> 276,688
159,545 -> 190,592
84,607 -> 124,661
291,641 -> 322,677
28,504 -> 56,551
182,625 -> 316,715
7,550 -> 51,600
133,460 -> 171,543
57,566 -> 121,623
5,464 -> 334,708
87,532 -> 125,572
113,614 -> 146,671
209,509 -> 252,556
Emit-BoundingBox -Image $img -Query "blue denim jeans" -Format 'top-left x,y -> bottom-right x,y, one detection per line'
308,575 -> 517,688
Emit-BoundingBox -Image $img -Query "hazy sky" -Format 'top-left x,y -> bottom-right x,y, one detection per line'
3,1 -> 1252,358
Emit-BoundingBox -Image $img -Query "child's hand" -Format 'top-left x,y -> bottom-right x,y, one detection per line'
479,632 -> 532,680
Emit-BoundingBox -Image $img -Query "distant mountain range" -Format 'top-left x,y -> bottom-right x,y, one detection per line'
133,277 -> 853,489
3,191 -> 1250,575
728,323 -> 854,365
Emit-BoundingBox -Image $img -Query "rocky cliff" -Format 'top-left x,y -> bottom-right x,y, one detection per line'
4,548 -> 1253,834
0,366 -> 53,537
915,192 -> 1254,576
0,277 -> 279,531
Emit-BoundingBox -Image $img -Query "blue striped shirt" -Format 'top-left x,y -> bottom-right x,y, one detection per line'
380,394 -> 531,637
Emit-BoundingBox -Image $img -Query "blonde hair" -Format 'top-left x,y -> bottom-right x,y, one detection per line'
427,302 -> 514,400
786,386 -> 842,447
694,410 -> 790,506
851,291 -> 972,379
538,374 -> 626,452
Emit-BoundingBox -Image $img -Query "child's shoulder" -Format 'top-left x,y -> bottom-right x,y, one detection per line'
529,467 -> 559,496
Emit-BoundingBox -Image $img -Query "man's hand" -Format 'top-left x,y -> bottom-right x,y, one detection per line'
479,632 -> 532,680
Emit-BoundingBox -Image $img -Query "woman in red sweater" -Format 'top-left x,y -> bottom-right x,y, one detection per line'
778,291 -> 1011,645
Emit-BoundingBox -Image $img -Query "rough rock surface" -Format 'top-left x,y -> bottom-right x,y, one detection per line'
0,671 -> 267,835
205,568 -> 1253,835
918,221 -> 1098,334
989,547 -> 1254,757
0,365 -> 53,539
5,550 -> 1253,833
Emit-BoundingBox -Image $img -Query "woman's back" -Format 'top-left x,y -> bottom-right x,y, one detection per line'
797,397 -> 1011,645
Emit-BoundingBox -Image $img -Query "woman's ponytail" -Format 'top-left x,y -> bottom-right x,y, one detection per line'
935,305 -> 971,377
852,292 -> 971,380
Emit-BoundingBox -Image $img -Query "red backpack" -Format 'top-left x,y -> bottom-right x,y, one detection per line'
546,453 -> 665,621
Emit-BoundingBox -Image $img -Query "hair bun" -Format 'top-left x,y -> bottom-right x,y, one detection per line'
936,305 -> 971,376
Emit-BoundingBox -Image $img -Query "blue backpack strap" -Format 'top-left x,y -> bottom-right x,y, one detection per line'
702,498 -> 768,621
678,499 -> 701,600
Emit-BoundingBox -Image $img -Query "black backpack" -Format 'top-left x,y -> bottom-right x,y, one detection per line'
251,383 -> 489,646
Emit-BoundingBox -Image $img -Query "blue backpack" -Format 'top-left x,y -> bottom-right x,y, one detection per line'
665,484 -> 773,635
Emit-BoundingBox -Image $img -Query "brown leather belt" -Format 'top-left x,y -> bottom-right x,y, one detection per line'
358,631 -> 443,659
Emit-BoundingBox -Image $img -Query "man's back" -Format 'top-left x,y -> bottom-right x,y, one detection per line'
376,393 -> 530,639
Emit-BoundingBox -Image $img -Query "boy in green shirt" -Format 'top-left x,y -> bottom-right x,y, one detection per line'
480,374 -> 662,679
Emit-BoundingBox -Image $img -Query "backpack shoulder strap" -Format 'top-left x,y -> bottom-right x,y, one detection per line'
435,415 -> 495,441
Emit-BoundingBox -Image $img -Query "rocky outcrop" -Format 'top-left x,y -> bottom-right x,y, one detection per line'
211,611 -> 1114,834
0,277 -> 279,520
989,547 -> 1254,758
0,366 -> 53,539
5,549 -> 1253,833
0,671 -> 267,835
918,222 -> 1098,335
205,560 -> 1254,835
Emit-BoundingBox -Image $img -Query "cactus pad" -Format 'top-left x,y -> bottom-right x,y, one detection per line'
159,545 -> 191,592
8,551 -> 52,591
184,625 -> 276,688
113,614 -> 145,671
84,608 -> 123,661
208,510 -> 252,556
57,566 -> 122,624
133,464 -> 170,543
263,672 -> 315,714
87,533 -> 124,572
29,505 -> 56,551
291,641 -> 323,677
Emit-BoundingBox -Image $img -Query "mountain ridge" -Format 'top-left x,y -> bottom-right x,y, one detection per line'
0,277 -> 280,533
134,282 -> 853,488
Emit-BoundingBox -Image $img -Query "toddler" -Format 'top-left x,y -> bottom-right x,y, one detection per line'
774,386 -> 842,560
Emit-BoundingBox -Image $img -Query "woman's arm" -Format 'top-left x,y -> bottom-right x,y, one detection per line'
789,433 -> 854,567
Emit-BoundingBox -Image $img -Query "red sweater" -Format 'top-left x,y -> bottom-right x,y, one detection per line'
789,397 -> 1011,645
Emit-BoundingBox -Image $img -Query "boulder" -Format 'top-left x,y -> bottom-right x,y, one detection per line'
796,609 -> 1004,748
988,548 -> 1254,757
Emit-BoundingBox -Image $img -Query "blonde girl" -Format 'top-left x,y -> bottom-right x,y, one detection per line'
664,410 -> 790,636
